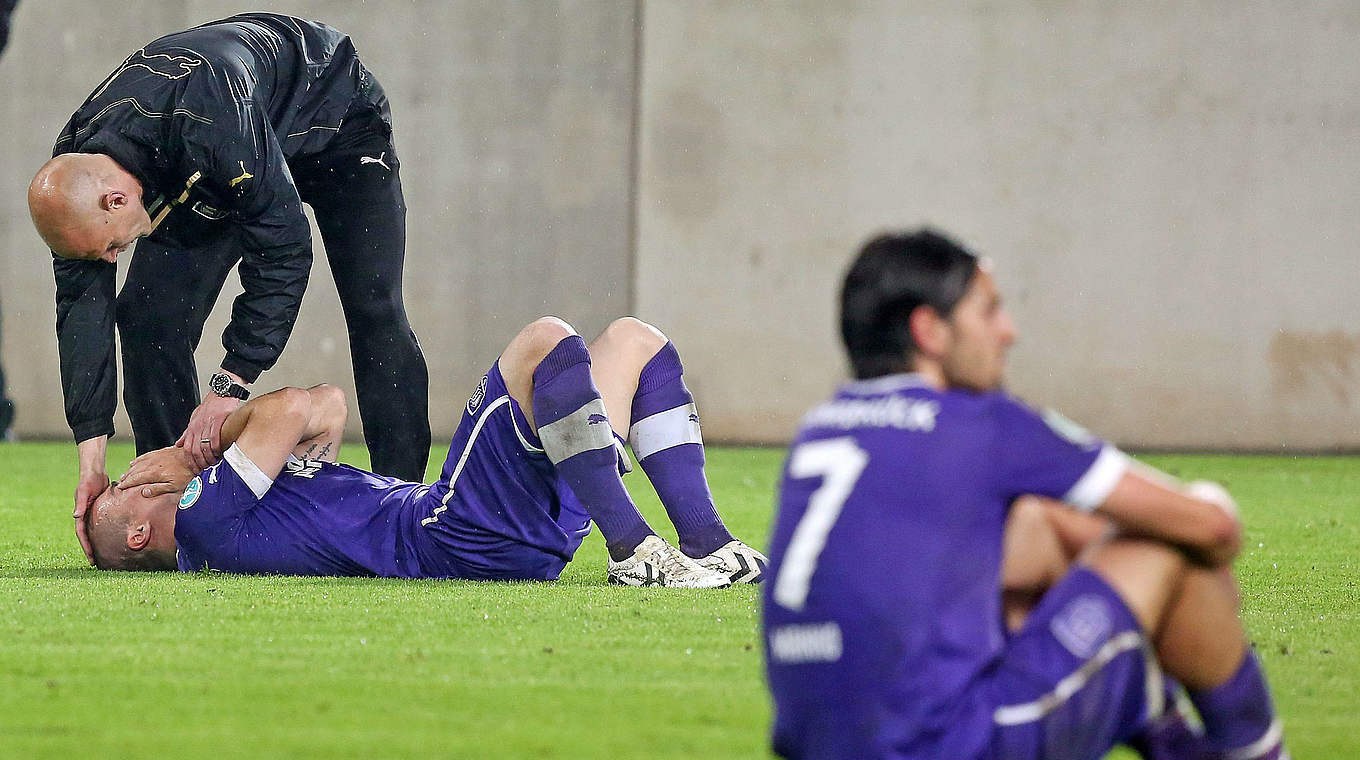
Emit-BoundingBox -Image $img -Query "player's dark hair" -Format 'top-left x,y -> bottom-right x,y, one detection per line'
839,229 -> 979,379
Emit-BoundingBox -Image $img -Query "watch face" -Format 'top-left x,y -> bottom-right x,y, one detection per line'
210,374 -> 230,395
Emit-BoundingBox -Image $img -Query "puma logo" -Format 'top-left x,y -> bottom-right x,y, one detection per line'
229,161 -> 254,188
360,152 -> 390,170
91,48 -> 204,100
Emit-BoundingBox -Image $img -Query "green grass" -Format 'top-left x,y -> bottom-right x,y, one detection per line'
0,444 -> 1355,758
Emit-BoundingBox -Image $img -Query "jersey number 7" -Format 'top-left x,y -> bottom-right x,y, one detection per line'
772,437 -> 868,611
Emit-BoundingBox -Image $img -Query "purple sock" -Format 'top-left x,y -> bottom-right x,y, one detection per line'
1188,652 -> 1284,759
629,341 -> 734,558
532,335 -> 653,561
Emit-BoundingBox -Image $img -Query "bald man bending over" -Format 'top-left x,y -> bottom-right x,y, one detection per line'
29,13 -> 430,562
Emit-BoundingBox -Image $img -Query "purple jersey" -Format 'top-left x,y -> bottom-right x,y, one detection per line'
762,373 -> 1129,759
174,362 -> 594,580
175,445 -> 436,576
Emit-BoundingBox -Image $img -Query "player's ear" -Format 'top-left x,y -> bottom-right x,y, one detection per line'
909,304 -> 950,358
126,521 -> 151,551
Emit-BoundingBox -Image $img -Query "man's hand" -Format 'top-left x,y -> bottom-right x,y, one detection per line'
119,447 -> 201,498
176,393 -> 243,470
74,436 -> 110,565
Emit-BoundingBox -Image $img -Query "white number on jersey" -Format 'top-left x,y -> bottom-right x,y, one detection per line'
772,437 -> 869,612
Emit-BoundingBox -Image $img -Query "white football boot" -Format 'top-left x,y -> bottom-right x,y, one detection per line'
693,540 -> 768,584
608,535 -> 731,588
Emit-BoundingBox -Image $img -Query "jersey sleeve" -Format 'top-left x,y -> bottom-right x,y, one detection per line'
53,255 -> 118,442
178,102 -> 313,382
989,397 -> 1129,511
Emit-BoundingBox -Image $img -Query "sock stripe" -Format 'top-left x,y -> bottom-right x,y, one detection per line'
539,398 -> 615,463
629,403 -> 702,460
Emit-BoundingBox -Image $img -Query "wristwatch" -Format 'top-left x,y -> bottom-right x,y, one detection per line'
209,372 -> 251,400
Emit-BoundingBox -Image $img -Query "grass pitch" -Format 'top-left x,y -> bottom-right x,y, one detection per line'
0,443 -> 1355,758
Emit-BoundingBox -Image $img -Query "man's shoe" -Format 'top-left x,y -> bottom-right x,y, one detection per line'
608,535 -> 731,588
694,540 -> 768,584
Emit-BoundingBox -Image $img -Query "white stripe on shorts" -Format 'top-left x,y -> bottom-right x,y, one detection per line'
421,395 -> 510,527
1228,719 -> 1285,760
628,403 -> 702,461
993,630 -> 1147,726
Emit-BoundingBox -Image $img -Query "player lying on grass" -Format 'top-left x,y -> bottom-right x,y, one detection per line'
763,230 -> 1287,759
83,316 -> 766,588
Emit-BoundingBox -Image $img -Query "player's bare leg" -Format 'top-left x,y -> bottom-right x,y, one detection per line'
1085,538 -> 1287,759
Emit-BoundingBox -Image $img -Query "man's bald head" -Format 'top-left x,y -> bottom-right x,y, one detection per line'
84,482 -> 178,572
28,153 -> 152,262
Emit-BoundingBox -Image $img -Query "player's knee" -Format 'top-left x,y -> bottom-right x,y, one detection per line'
309,383 -> 349,420
518,316 -> 576,354
601,316 -> 667,356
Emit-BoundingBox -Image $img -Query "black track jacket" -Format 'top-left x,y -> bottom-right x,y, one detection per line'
51,13 -> 377,443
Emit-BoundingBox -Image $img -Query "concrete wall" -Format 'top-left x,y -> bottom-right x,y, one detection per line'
0,0 -> 637,445
636,0 -> 1360,449
2,1 -> 1357,450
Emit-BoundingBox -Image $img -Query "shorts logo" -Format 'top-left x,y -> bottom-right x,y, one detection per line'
587,413 -> 609,425
467,375 -> 488,414
1050,594 -> 1114,659
179,477 -> 202,509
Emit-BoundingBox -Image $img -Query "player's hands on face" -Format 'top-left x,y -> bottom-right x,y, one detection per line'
73,468 -> 109,566
176,393 -> 241,470
119,446 -> 201,498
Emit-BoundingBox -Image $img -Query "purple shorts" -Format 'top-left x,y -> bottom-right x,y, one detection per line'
415,362 -> 590,581
980,567 -> 1161,760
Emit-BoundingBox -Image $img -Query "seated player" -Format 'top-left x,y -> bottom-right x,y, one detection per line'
762,230 -> 1287,759
84,316 -> 767,588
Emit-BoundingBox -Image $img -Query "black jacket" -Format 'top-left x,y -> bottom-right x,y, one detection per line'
52,13 -> 377,442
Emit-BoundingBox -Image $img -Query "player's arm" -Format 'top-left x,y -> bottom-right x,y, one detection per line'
218,384 -> 347,481
174,108 -> 312,466
1093,470 -> 1242,568
54,254 -> 118,563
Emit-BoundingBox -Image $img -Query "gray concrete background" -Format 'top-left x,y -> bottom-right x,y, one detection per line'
2,1 -> 1357,450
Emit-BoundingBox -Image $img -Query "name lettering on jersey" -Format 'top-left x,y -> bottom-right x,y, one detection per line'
769,622 -> 843,663
179,477 -> 202,509
803,396 -> 940,432
284,459 -> 324,479
228,161 -> 254,188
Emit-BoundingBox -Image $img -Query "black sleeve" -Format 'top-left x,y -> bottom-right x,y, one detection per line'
54,254 -> 118,443
180,102 -> 312,383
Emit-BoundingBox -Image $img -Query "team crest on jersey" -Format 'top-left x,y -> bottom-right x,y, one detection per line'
1042,408 -> 1097,448
191,201 -> 228,220
467,375 -> 488,414
179,476 -> 202,509
284,459 -> 324,479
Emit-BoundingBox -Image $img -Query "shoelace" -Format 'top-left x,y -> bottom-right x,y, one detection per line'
653,544 -> 706,580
